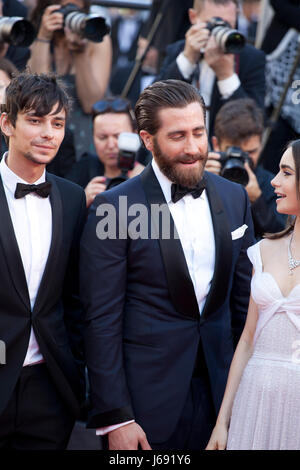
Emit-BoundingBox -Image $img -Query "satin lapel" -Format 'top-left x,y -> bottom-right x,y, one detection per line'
200,173 -> 232,321
32,174 -> 63,316
140,164 -> 199,320
0,176 -> 31,310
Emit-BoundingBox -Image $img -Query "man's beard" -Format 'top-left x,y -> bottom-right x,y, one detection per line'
153,137 -> 208,188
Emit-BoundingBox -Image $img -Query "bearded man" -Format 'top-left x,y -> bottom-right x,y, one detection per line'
80,79 -> 254,450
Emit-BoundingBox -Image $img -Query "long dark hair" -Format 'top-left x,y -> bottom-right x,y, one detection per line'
265,139 -> 300,240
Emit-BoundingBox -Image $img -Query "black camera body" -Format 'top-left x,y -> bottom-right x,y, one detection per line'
55,3 -> 110,43
0,17 -> 36,47
106,133 -> 141,190
205,16 -> 245,54
219,146 -> 252,186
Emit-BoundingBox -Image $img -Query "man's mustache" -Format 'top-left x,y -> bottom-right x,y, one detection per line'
174,153 -> 208,163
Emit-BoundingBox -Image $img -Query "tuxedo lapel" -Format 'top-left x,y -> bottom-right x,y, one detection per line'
0,176 -> 30,310
200,173 -> 232,321
32,174 -> 63,316
140,164 -> 199,320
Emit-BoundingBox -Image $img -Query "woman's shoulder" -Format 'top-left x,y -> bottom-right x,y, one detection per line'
260,235 -> 289,262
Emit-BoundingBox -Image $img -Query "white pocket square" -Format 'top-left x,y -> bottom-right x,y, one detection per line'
231,224 -> 248,240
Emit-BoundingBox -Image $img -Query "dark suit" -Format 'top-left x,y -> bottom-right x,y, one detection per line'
156,41 -> 265,138
80,164 -> 254,447
0,173 -> 86,448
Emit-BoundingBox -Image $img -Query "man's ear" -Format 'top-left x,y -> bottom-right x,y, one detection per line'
139,130 -> 154,152
211,135 -> 220,152
0,113 -> 14,138
188,8 -> 198,25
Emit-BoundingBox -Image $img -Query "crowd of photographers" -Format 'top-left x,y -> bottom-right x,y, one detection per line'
0,0 -> 299,240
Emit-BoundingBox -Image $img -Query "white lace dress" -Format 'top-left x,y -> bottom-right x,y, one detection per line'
227,241 -> 300,450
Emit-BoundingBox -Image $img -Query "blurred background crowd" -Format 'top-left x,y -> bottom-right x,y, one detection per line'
1,0 -> 300,449
0,0 -> 299,235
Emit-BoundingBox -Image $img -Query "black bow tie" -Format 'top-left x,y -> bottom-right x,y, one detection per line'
171,179 -> 206,203
14,182 -> 52,199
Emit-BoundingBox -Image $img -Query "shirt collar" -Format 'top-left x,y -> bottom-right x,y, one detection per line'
151,158 -> 173,204
0,152 -> 46,197
151,157 -> 206,204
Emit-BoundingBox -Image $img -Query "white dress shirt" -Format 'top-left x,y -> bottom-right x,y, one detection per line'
97,157 -> 216,436
0,154 -> 52,367
176,51 -> 241,132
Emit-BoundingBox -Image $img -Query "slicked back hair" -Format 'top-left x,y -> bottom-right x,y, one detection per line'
2,71 -> 70,127
135,79 -> 206,136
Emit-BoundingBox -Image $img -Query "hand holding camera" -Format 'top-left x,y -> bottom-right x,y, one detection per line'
184,16 -> 245,79
184,21 -> 210,64
85,176 -> 107,208
37,4 -> 63,42
204,34 -> 235,80
207,147 -> 262,203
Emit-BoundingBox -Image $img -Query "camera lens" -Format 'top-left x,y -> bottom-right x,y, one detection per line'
0,17 -> 36,47
224,31 -> 246,54
221,159 -> 249,186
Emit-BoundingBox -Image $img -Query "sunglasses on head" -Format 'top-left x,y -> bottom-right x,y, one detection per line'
92,98 -> 132,115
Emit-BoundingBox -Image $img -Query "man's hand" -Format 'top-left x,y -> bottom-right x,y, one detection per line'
38,4 -> 64,41
85,176 -> 106,208
244,162 -> 261,203
206,151 -> 222,175
204,36 -> 234,81
183,22 -> 210,64
108,422 -> 152,450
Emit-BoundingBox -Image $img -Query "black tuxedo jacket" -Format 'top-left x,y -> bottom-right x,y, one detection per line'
80,165 -> 255,443
156,41 -> 265,137
0,173 -> 86,419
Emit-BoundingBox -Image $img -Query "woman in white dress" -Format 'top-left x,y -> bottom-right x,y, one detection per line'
206,139 -> 300,450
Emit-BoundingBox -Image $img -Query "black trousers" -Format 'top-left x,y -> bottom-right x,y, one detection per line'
0,363 -> 75,450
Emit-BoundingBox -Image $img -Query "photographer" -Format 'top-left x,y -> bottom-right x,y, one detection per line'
156,0 -> 265,139
0,0 -> 31,70
65,97 -> 144,208
206,98 -> 287,239
28,0 -> 112,158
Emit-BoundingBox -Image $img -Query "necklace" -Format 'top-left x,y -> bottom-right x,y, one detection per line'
288,232 -> 300,275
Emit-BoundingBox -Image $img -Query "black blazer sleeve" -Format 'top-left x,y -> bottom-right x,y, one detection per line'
62,188 -> 87,402
80,194 -> 135,428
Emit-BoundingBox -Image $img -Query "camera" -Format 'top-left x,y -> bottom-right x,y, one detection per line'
0,17 -> 36,47
205,16 -> 245,54
106,132 -> 141,190
218,146 -> 252,186
55,3 -> 110,43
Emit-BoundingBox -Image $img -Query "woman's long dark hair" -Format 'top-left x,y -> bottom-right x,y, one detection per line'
265,139 -> 300,240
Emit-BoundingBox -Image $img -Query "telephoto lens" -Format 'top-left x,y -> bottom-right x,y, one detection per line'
56,3 -> 110,42
206,16 -> 245,54
0,17 -> 36,47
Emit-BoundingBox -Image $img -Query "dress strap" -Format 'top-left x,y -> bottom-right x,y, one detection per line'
247,240 -> 263,273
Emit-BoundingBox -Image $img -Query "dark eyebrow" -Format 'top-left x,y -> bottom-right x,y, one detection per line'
280,164 -> 295,171
26,111 -> 66,121
167,126 -> 206,136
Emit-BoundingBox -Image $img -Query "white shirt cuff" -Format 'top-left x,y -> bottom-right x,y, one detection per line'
176,52 -> 197,80
96,420 -> 135,436
217,73 -> 241,99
